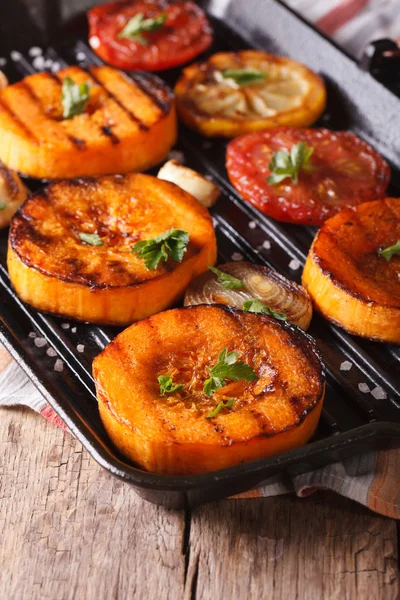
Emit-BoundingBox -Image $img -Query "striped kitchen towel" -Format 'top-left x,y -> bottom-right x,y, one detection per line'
284,0 -> 400,58
1,344 -> 399,518
210,0 -> 400,57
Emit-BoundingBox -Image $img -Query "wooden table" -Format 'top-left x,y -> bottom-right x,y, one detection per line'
0,406 -> 398,599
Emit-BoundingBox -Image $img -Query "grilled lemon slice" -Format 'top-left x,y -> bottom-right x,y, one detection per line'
175,50 -> 326,138
0,66 -> 177,179
8,173 -> 216,325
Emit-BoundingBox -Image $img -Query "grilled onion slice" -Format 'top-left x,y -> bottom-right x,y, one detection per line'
0,161 -> 28,229
175,50 -> 326,138
184,261 -> 312,330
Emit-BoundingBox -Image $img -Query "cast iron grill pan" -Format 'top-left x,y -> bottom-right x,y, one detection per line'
0,1 -> 399,507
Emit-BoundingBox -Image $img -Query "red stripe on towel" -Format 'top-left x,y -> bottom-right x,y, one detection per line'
316,0 -> 368,36
40,405 -> 68,430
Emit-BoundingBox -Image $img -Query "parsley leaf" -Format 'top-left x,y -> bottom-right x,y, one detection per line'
118,12 -> 167,45
62,77 -> 91,119
132,228 -> 189,270
267,142 -> 314,186
243,298 -> 287,320
0,202 -> 6,211
222,69 -> 265,87
208,266 -> 244,290
203,348 -> 257,397
378,240 -> 400,262
203,376 -> 225,397
78,232 -> 103,246
206,398 -> 235,419
158,375 -> 184,396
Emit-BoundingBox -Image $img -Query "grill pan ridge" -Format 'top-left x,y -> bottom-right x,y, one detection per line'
0,0 -> 399,508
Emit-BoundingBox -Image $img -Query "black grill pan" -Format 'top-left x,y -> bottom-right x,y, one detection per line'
0,0 -> 400,508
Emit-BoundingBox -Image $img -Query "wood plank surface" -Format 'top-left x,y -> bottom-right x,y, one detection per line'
0,406 -> 398,600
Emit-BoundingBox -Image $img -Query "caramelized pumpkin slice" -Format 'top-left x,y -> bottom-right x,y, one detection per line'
8,174 -> 217,325
0,65 -> 176,179
302,198 -> 400,343
93,305 -> 325,475
174,50 -> 326,138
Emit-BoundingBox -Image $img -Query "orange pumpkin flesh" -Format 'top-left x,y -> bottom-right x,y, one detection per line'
302,198 -> 400,343
0,66 -> 176,179
93,305 -> 325,475
8,174 -> 217,325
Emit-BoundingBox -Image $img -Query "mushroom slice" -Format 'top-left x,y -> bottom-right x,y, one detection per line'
175,50 -> 326,138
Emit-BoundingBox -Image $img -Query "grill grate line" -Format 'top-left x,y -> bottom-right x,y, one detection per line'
0,265 -> 96,398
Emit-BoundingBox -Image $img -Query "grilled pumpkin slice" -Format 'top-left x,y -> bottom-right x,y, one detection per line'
174,50 -> 326,138
8,174 -> 217,325
302,198 -> 400,343
0,65 -> 176,179
93,304 -> 325,475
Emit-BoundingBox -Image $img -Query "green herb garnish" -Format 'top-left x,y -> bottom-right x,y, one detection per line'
78,232 -> 103,246
118,12 -> 167,45
158,375 -> 184,396
267,142 -> 314,186
203,348 -> 257,397
0,202 -> 6,211
378,240 -> 400,262
62,77 -> 91,119
208,266 -> 244,290
222,69 -> 265,87
206,398 -> 235,419
243,298 -> 287,320
132,228 -> 189,270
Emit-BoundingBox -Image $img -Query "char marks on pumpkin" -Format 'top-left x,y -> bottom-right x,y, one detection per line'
87,66 -> 149,131
100,125 -> 120,145
0,161 -> 20,198
0,96 -> 39,144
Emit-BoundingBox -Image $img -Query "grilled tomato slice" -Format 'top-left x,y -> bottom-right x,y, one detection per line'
8,174 -> 217,325
227,128 -> 390,226
93,305 -> 325,475
303,198 -> 400,343
88,0 -> 212,72
0,66 -> 176,179
174,50 -> 326,138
